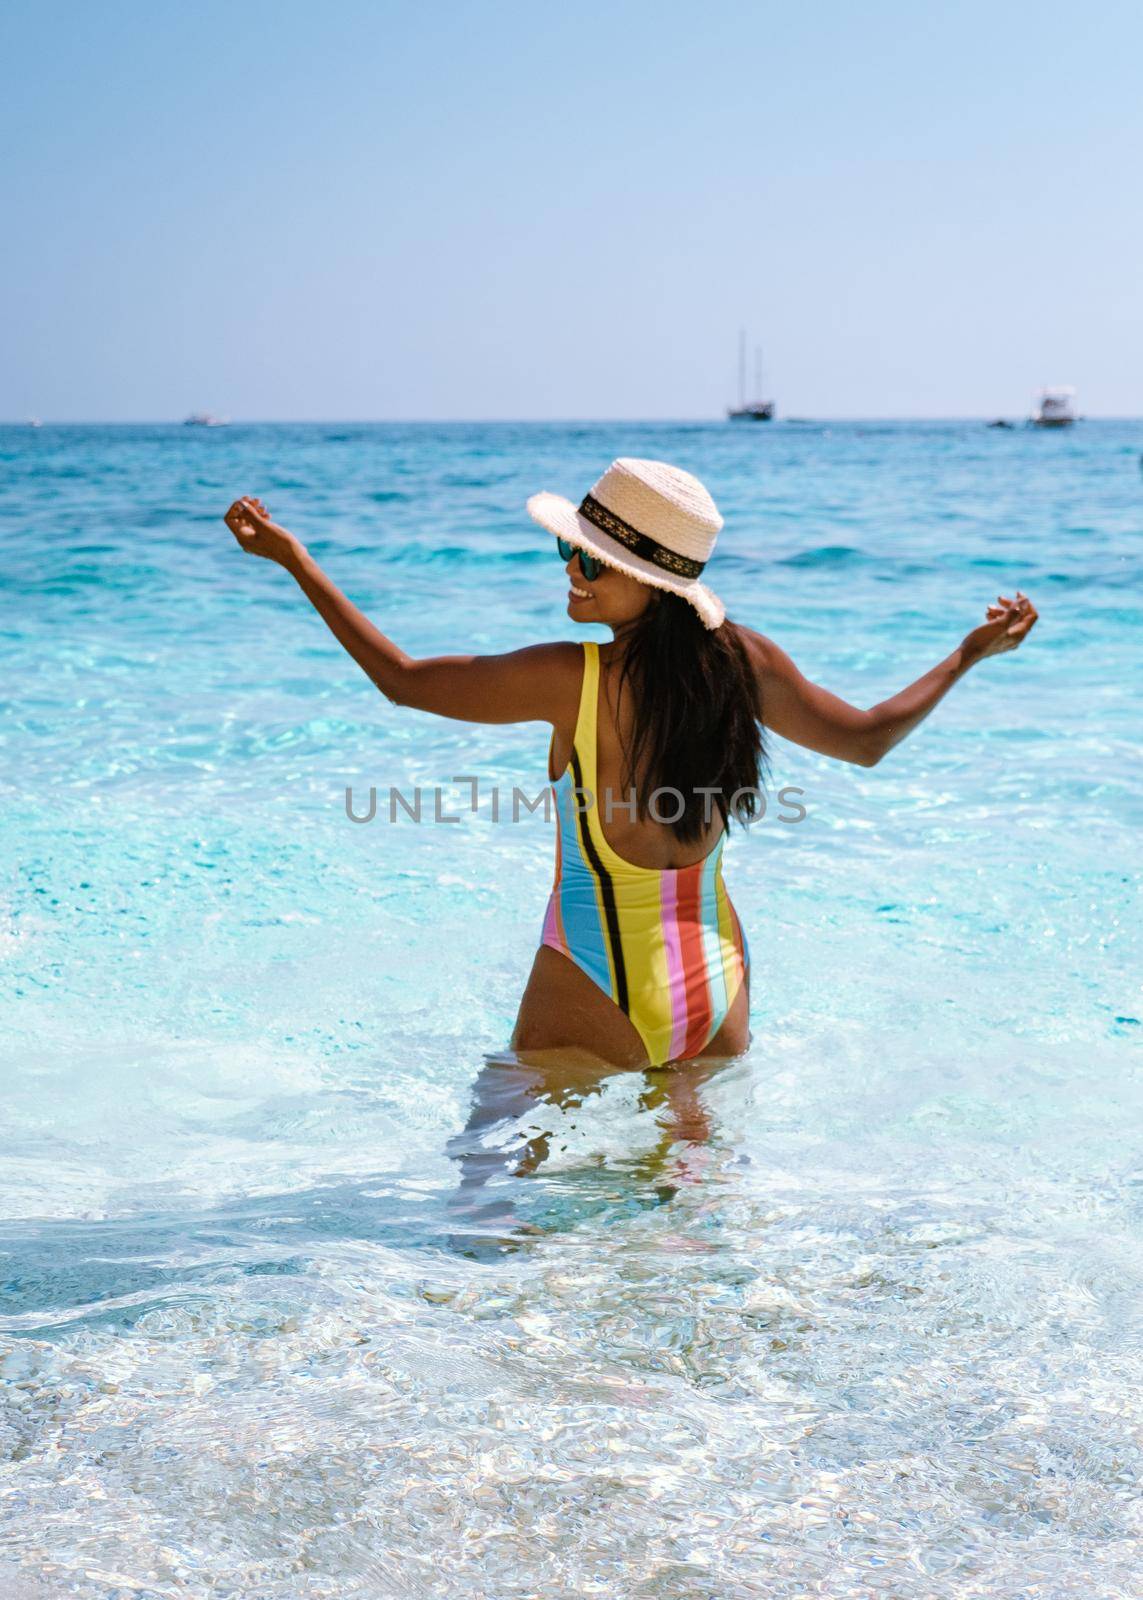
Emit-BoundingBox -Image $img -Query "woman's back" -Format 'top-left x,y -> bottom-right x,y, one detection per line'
548,636 -> 736,872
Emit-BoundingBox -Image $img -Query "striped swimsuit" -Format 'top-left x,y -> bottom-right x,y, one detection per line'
540,640 -> 750,1067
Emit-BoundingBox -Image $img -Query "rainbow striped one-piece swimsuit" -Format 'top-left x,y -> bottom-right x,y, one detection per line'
540,640 -> 750,1067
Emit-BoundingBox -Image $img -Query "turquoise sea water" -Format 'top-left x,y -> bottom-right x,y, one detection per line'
1,420 -> 1140,1597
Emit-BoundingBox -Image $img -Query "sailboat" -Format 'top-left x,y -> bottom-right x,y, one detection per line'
727,331 -> 775,421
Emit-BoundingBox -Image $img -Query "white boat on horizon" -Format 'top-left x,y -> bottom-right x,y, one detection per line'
727,330 -> 775,421
1031,387 -> 1077,427
183,412 -> 228,427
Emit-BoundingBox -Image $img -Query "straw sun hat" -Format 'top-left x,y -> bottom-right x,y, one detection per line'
527,458 -> 726,630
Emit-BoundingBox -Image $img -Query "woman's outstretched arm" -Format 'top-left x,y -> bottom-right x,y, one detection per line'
737,594 -> 1038,767
223,496 -> 578,726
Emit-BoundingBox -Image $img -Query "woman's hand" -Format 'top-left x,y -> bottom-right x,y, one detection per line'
223,496 -> 305,568
963,591 -> 1039,661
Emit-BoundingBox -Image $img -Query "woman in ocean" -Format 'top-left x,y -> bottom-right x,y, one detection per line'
223,457 -> 1037,1072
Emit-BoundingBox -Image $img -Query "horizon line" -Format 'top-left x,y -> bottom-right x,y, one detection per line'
3,414 -> 1141,426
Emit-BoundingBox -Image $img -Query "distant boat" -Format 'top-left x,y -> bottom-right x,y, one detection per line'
26,417 -> 42,428
183,412 -> 228,427
1030,387 -> 1077,427
987,419 -> 1015,429
727,331 -> 775,421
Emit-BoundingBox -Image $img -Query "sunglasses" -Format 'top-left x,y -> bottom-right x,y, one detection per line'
557,537 -> 603,582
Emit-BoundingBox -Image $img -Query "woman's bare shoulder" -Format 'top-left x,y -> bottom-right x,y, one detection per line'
392,637 -> 585,725
725,620 -> 786,677
518,638 -> 587,723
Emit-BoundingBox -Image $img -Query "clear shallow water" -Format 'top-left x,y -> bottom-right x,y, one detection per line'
1,420 -> 1140,1597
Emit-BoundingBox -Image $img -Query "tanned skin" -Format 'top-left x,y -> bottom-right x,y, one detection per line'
224,494 -> 1038,1069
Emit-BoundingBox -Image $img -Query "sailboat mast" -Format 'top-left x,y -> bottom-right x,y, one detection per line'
738,329 -> 746,410
754,346 -> 762,402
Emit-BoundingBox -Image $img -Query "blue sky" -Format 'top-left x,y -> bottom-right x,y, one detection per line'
2,0 -> 1140,420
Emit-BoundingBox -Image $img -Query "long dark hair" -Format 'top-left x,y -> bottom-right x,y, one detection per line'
612,591 -> 769,845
